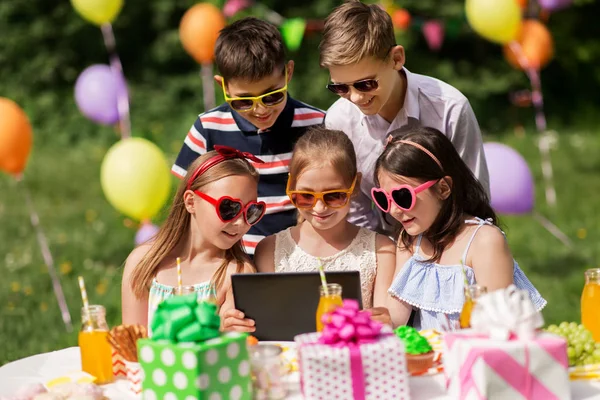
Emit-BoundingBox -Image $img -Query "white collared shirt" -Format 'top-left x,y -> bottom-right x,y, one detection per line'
325,68 -> 490,233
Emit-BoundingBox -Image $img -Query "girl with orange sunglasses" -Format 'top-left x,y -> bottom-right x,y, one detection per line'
248,127 -> 398,327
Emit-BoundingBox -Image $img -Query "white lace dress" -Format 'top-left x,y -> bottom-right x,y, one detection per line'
273,227 -> 378,308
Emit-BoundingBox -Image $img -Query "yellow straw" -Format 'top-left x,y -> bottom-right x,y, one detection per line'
78,276 -> 90,321
460,259 -> 471,300
317,258 -> 329,296
177,257 -> 182,295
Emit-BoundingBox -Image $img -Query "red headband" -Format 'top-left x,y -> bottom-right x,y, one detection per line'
186,145 -> 264,189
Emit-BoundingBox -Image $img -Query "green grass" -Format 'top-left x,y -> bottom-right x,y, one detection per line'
1,128 -> 599,365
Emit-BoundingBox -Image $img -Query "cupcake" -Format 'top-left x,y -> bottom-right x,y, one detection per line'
394,326 -> 435,374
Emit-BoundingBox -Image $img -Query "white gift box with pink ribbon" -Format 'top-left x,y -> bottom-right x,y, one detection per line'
443,285 -> 570,400
294,300 -> 410,400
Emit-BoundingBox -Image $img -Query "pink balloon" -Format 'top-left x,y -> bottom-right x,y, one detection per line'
423,21 -> 445,51
484,143 -> 534,215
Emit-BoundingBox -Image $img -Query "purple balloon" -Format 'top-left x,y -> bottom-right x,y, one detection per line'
538,0 -> 572,11
135,222 -> 160,246
484,142 -> 534,215
74,64 -> 128,125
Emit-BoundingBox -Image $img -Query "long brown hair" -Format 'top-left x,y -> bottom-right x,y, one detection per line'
288,127 -> 358,223
130,151 -> 259,298
374,127 -> 496,262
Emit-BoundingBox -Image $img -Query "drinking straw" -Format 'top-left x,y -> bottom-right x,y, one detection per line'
78,276 -> 90,323
177,257 -> 182,295
460,259 -> 470,300
317,258 -> 329,296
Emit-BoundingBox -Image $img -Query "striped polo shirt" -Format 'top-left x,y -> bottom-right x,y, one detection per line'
172,97 -> 325,255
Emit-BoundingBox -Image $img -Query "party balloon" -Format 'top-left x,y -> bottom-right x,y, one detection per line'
466,0 -> 522,44
101,138 -> 171,221
135,222 -> 160,246
75,64 -> 127,125
392,9 -> 411,31
539,0 -> 572,10
281,18 -> 307,52
179,3 -> 226,64
0,98 -> 33,175
504,20 -> 554,70
484,142 -> 534,214
71,0 -> 123,26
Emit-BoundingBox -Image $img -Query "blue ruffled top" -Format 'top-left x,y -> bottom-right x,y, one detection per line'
388,218 -> 547,331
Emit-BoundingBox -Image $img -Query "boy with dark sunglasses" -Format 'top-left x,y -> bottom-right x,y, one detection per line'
319,0 -> 489,236
173,17 -> 325,255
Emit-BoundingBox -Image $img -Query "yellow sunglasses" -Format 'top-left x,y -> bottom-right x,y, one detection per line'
222,70 -> 288,112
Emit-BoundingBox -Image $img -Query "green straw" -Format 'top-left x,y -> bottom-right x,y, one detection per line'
317,258 -> 329,296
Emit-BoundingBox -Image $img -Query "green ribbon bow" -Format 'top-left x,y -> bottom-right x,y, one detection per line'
151,293 -> 221,343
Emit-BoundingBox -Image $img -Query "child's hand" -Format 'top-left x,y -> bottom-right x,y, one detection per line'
221,308 -> 256,333
367,307 -> 393,326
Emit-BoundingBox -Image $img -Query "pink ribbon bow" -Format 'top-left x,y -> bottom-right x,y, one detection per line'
319,299 -> 383,345
316,299 -> 384,400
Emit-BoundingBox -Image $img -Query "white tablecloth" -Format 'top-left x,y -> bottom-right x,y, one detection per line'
2,347 -> 600,399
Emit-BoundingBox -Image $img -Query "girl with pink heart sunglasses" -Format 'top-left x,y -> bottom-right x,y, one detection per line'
374,127 -> 545,331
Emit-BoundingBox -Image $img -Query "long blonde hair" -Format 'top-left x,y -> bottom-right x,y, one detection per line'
130,151 -> 259,298
288,127 -> 358,223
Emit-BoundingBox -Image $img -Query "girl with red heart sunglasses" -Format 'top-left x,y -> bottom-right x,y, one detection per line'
122,146 -> 265,330
374,127 -> 545,331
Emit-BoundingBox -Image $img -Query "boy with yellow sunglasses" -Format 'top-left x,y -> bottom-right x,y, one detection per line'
172,17 -> 325,256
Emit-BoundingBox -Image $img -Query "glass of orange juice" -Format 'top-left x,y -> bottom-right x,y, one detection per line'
79,305 -> 114,384
459,284 -> 487,329
316,283 -> 344,332
582,269 -> 600,342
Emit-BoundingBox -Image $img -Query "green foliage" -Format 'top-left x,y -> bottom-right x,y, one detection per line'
1,0 -> 600,137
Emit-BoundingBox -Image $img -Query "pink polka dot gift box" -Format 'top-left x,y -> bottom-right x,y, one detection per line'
294,300 -> 410,400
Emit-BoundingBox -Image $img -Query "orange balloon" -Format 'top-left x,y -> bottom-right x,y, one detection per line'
0,98 -> 33,175
179,3 -> 227,64
517,0 -> 528,9
392,9 -> 412,31
504,20 -> 554,70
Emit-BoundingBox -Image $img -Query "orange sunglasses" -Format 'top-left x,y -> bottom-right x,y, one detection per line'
286,175 -> 357,209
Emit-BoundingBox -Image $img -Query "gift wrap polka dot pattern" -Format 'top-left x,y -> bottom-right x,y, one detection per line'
138,334 -> 252,399
297,335 -> 410,400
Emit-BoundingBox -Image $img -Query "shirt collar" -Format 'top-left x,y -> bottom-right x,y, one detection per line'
361,67 -> 420,125
229,96 -> 295,134
403,67 -> 421,121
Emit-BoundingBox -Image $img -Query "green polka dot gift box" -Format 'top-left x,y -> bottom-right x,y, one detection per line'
138,294 -> 252,400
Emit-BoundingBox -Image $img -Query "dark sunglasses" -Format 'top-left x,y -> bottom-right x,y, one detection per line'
326,78 -> 379,95
194,191 -> 266,226
371,180 -> 439,213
